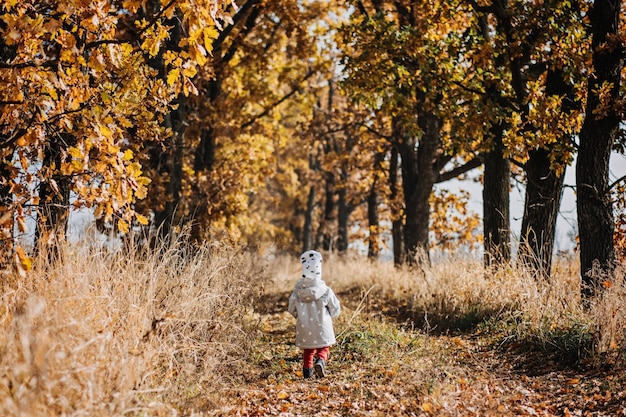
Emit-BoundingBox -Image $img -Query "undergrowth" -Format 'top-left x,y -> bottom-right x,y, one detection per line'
0,237 -> 261,416
1,242 -> 625,416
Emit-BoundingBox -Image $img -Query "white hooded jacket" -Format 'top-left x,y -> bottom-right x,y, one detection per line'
288,250 -> 341,349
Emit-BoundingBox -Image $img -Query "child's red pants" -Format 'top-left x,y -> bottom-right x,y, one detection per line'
303,346 -> 330,368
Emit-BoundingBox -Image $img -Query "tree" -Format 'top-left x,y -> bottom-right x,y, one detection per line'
577,0 -> 624,298
504,1 -> 586,278
339,1 -> 483,264
461,0 -> 588,275
132,0 -> 335,247
0,0 -> 234,271
305,76 -> 390,255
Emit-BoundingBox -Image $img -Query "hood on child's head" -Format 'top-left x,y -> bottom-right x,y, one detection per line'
300,250 -> 322,281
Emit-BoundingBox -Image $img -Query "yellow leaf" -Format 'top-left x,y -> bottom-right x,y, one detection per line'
118,219 -> 129,234
150,40 -> 161,57
68,147 -> 83,159
47,87 -> 58,100
100,91 -> 112,104
95,123 -> 113,139
71,160 -> 83,171
15,246 -> 33,273
181,64 -> 197,79
123,149 -> 134,161
119,117 -> 133,128
276,391 -> 289,400
135,185 -> 148,200
204,26 -> 219,54
167,68 -> 180,86
164,4 -> 175,19
192,45 -> 207,66
135,213 -> 149,225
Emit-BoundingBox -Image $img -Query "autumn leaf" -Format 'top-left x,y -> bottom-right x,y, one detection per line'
16,216 -> 28,233
135,213 -> 149,225
14,246 -> 33,276
422,402 -> 434,412
167,69 -> 180,86
118,219 -> 130,234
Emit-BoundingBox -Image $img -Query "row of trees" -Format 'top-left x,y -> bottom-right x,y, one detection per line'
1,0 -> 624,298
339,0 -> 625,298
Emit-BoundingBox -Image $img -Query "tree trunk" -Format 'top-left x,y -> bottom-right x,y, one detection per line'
483,132 -> 511,268
397,112 -> 439,265
367,176 -> 380,259
367,151 -> 385,259
518,68 -> 574,279
337,186 -> 350,253
518,147 -> 564,278
577,0 -> 622,298
34,134 -> 71,260
0,150 -> 13,270
188,78 -> 221,242
147,10 -> 186,242
389,146 -> 403,266
0,36 -> 16,268
319,170 -> 336,251
302,185 -> 316,252
151,96 -> 186,241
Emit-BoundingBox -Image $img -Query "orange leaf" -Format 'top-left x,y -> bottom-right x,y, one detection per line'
422,402 -> 434,412
15,246 -> 33,276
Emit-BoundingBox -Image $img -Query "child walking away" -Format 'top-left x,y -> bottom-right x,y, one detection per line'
288,250 -> 341,379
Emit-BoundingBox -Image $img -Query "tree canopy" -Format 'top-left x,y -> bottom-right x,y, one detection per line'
1,0 -> 625,297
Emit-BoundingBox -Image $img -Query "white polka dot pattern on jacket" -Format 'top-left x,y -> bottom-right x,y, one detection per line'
288,250 -> 341,349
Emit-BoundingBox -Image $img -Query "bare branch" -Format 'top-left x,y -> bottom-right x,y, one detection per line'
436,155 -> 484,183
354,121 -> 393,141
609,174 -> 626,191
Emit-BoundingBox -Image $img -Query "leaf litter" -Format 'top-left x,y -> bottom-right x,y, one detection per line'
210,288 -> 626,417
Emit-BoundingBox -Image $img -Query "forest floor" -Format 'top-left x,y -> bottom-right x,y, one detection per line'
211,286 -> 626,417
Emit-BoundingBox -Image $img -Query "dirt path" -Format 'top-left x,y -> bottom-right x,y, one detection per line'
212,290 -> 626,416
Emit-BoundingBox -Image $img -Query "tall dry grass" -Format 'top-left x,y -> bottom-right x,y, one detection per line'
268,251 -> 626,362
0,237 -> 262,416
2,242 -> 624,416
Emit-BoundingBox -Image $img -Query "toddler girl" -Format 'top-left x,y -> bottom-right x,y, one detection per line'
288,250 -> 341,379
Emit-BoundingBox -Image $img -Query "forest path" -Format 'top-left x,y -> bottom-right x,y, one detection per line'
212,288 -> 626,416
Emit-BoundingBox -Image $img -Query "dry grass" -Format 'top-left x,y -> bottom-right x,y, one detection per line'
0,237 -> 261,416
2,243 -> 625,416
266,251 -> 626,361
224,252 -> 626,416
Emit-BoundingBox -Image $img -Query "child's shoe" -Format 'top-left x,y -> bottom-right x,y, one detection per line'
314,358 -> 326,378
303,367 -> 314,379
